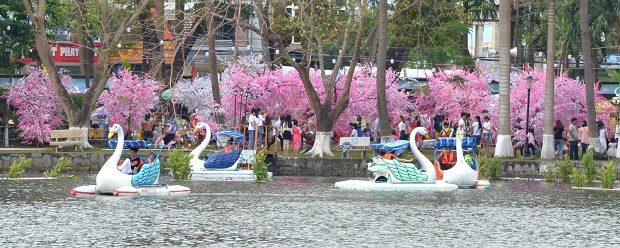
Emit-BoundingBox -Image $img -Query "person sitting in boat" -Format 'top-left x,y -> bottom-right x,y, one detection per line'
438,147 -> 456,170
377,149 -> 413,163
145,152 -> 155,164
128,147 -> 143,174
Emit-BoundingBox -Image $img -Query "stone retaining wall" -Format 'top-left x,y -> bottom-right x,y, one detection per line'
265,157 -> 372,177
1,152 -> 619,178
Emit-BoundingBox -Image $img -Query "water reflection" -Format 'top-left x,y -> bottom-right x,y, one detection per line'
0,176 -> 619,247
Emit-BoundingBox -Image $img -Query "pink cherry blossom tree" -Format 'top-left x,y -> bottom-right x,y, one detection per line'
98,69 -> 161,133
2,66 -> 71,145
172,77 -> 224,120
510,69 -> 609,147
413,65 -> 499,133
220,64 -> 410,136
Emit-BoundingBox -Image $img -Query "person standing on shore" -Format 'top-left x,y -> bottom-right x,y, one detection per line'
579,121 -> 589,156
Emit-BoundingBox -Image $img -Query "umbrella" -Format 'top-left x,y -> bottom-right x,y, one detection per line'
91,107 -> 110,119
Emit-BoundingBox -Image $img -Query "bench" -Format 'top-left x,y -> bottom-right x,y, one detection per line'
339,137 -> 371,158
50,129 -> 84,152
239,149 -> 256,170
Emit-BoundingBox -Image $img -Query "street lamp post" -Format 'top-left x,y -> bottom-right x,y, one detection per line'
233,90 -> 238,128
245,91 -> 250,118
524,75 -> 533,157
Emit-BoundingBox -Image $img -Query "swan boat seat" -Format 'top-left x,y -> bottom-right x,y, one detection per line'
204,149 -> 242,169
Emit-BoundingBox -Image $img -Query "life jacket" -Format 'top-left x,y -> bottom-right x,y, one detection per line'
441,152 -> 455,164
384,153 -> 395,160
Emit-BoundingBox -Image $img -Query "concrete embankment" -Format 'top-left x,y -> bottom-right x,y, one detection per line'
0,152 -> 618,178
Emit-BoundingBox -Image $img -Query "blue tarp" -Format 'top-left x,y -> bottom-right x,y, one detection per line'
214,130 -> 246,143
369,140 -> 410,153
107,140 -> 153,149
434,138 -> 475,149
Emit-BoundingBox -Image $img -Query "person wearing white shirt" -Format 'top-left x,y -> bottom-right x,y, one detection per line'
457,112 -> 466,131
350,123 -> 359,137
256,110 -> 265,148
247,108 -> 258,149
268,117 -> 281,150
482,116 -> 493,156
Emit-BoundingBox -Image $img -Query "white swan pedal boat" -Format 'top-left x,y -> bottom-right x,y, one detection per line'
433,127 -> 491,189
189,123 -> 273,181
70,124 -> 191,196
336,127 -> 457,191
335,157 -> 458,191
335,127 -> 489,191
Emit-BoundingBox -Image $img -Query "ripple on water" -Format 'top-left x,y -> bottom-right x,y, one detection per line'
1,176 -> 620,247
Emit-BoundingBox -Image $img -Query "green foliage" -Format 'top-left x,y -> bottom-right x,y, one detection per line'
598,161 -> 616,189
252,148 -> 270,183
557,157 -> 573,183
7,156 -> 32,178
165,150 -> 192,180
571,168 -> 587,187
582,149 -> 597,183
607,69 -> 620,85
389,0 -> 471,66
544,169 -> 557,182
478,155 -> 501,180
43,157 -> 71,178
70,94 -> 85,110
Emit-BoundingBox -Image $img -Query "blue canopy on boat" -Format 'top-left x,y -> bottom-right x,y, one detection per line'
434,138 -> 475,149
369,140 -> 410,152
214,130 -> 246,142
107,140 -> 153,149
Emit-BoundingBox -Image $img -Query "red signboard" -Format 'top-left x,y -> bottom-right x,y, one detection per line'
19,41 -> 101,64
20,41 -> 174,64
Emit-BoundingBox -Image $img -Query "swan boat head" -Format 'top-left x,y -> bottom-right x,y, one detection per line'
189,122 -> 211,167
194,122 -> 210,133
108,124 -> 123,139
410,126 -> 436,182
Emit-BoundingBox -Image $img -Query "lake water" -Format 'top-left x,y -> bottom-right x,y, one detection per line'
1,176 -> 619,247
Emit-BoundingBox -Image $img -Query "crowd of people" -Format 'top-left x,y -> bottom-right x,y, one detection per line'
245,108 -> 315,156
96,104 -> 620,161
552,118 -> 619,161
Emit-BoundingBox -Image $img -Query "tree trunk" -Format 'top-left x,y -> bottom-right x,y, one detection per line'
154,0 -> 165,81
376,0 -> 392,142
5,72 -> 12,147
541,0 -> 556,159
495,0 -> 514,157
366,31 -> 378,64
22,0 -> 150,149
75,0 -> 92,88
207,15 -> 220,105
141,2 -> 158,75
513,0 -> 522,69
580,0 -> 602,153
526,8 -> 536,67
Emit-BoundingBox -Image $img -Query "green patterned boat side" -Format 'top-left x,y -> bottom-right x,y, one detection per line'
385,160 -> 428,182
132,159 -> 160,186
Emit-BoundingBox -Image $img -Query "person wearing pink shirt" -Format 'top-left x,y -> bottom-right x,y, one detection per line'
579,121 -> 589,156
